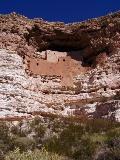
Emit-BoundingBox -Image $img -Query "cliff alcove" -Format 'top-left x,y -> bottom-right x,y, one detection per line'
0,12 -> 120,121
26,49 -> 87,86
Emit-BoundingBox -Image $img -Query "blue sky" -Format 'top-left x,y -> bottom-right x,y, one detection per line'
0,0 -> 120,23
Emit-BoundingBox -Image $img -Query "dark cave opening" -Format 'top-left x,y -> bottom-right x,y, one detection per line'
104,87 -> 107,91
36,44 -> 110,68
37,43 -> 88,53
37,46 -> 95,67
82,57 -> 93,67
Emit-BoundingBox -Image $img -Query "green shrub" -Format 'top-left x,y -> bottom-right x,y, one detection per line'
106,128 -> 120,148
45,124 -> 97,159
0,122 -> 9,140
96,147 -> 120,160
72,138 -> 97,160
94,128 -> 120,160
0,122 -> 13,156
85,119 -> 119,133
5,148 -> 66,160
11,121 -> 31,137
13,137 -> 36,151
0,117 -> 120,160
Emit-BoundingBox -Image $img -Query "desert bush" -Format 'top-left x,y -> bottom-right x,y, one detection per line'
5,148 -> 66,160
95,128 -> 120,160
0,122 -> 14,158
12,136 -> 36,151
45,123 -> 97,159
0,122 -> 9,140
106,128 -> 120,149
95,147 -> 120,160
30,121 -> 46,147
0,117 -> 119,160
11,121 -> 31,137
72,138 -> 97,160
84,119 -> 119,133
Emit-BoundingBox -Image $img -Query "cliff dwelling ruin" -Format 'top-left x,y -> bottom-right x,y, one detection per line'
0,12 -> 120,121
26,50 -> 88,86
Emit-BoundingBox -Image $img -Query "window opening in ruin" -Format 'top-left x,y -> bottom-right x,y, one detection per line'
104,87 -> 107,91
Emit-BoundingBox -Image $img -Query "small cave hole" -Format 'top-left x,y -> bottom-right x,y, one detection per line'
43,90 -> 49,94
104,87 -> 107,91
82,58 -> 92,67
22,56 -> 25,60
63,59 -> 65,62
37,62 -> 39,66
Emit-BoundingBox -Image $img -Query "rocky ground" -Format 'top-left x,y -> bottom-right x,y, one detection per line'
0,11 -> 120,121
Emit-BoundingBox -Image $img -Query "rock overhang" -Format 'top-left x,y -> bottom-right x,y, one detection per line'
0,12 -> 120,121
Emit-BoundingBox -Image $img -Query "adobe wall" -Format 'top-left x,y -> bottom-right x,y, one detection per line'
46,50 -> 67,63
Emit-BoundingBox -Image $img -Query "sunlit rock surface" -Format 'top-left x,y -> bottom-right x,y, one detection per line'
0,49 -> 119,121
0,11 -> 120,121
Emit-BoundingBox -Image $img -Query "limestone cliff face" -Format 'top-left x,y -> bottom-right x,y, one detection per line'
0,12 -> 120,121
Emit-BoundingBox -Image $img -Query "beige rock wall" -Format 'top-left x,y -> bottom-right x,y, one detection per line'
0,49 -> 119,121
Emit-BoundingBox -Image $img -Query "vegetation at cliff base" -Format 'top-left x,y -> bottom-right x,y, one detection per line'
5,148 -> 65,160
0,116 -> 119,160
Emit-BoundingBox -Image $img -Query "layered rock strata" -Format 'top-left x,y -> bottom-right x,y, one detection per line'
0,12 -> 120,121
